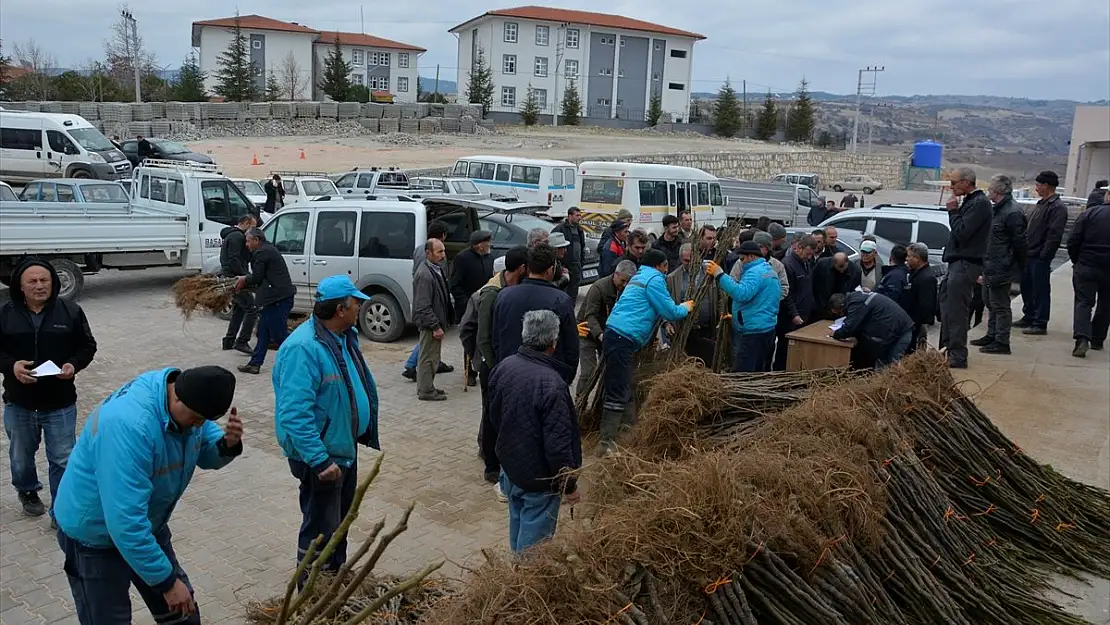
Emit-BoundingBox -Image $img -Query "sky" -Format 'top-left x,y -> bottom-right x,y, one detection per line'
1,0 -> 1108,102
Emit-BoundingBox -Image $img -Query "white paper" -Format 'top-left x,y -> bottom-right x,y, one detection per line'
31,360 -> 62,377
829,317 -> 846,332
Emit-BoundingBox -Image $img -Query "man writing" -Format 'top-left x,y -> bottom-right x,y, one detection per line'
829,291 -> 915,368
219,214 -> 257,354
413,238 -> 453,400
237,228 -> 296,374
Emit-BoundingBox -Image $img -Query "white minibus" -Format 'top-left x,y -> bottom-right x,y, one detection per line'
450,155 -> 577,217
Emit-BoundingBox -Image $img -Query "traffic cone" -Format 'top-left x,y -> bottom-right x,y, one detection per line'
299,149 -> 306,160
251,154 -> 259,166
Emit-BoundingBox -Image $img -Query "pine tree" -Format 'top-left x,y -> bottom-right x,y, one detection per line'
464,47 -> 494,118
318,38 -> 353,101
816,130 -> 833,148
212,15 -> 258,101
0,41 -> 12,99
712,80 -> 742,138
172,53 -> 207,102
785,77 -> 817,143
646,91 -> 663,126
755,91 -> 778,141
265,71 -> 283,101
560,79 -> 582,125
520,84 -> 540,126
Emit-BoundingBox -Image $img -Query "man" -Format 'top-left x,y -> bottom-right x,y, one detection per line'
623,229 -> 650,267
553,207 -> 587,298
413,238 -> 453,400
601,249 -> 692,455
876,244 -> 911,308
654,214 -> 684,270
403,220 -> 453,380
488,310 -> 581,553
746,232 -> 795,370
826,199 -> 839,216
273,275 -> 379,575
1015,171 -> 1068,336
548,231 -> 573,291
820,226 -> 840,259
492,243 -> 579,384
707,241 -> 780,372
1087,180 -> 1109,209
599,220 -> 630,277
667,244 -> 718,365
856,240 -> 884,292
829,291 -> 915,368
807,198 -> 829,226
696,224 -> 719,260
755,216 -> 772,232
774,235 -> 816,370
940,167 -> 992,369
219,214 -> 258,354
54,366 -> 242,624
597,209 -> 634,254
1067,188 -> 1110,357
768,223 -> 789,260
970,175 -> 1027,355
263,174 -> 286,214
812,252 -> 862,320
904,243 -> 939,353
841,192 -> 859,209
0,259 -> 97,518
810,229 -> 827,262
450,230 -> 494,324
578,260 -> 634,398
237,228 -> 296,374
136,135 -> 154,162
678,210 -> 694,241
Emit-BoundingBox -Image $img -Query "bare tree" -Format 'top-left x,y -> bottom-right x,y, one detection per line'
104,4 -> 156,99
12,39 -> 56,99
279,51 -> 307,100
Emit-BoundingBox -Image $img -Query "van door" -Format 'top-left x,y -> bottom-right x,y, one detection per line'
309,209 -> 360,287
675,182 -> 688,214
263,210 -> 314,311
195,179 -> 254,267
0,124 -> 47,182
46,130 -> 80,178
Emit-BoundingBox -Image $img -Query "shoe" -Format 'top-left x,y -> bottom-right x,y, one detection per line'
49,517 -> 56,529
435,388 -> 447,396
222,337 -> 235,350
979,342 -> 1011,355
1012,317 -> 1032,328
948,361 -> 968,370
401,368 -> 416,381
233,342 -> 253,355
466,372 -> 478,387
18,492 -> 45,517
1022,326 -> 1047,336
1073,339 -> 1090,358
484,470 -> 499,484
436,362 -> 454,374
418,392 -> 446,401
495,483 -> 508,503
237,364 -> 261,375
268,342 -> 280,351
970,335 -> 994,347
1091,341 -> 1104,351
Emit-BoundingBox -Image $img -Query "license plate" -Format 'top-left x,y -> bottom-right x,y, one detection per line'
583,269 -> 598,279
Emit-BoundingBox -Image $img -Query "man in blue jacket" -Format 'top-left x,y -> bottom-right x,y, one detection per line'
273,275 -> 380,577
54,365 -> 242,625
707,241 -> 780,372
601,248 -> 693,455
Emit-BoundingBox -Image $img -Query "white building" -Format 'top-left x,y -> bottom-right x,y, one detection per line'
1065,106 -> 1110,199
449,6 -> 705,123
191,14 -> 426,102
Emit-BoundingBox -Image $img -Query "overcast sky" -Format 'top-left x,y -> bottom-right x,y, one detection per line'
1,0 -> 1107,101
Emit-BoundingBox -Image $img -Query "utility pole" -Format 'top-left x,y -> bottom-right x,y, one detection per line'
122,9 -> 141,103
850,65 -> 883,152
433,64 -> 440,99
867,102 -> 875,154
552,23 -> 567,127
742,79 -> 747,129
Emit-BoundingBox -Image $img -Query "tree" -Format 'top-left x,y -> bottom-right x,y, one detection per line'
712,80 -> 743,138
318,38 -> 353,101
172,53 -> 207,101
755,91 -> 779,141
520,84 -> 540,125
265,71 -> 283,101
816,130 -> 833,148
52,71 -> 92,101
0,41 -> 12,98
212,14 -> 258,101
646,91 -> 663,126
346,84 -> 370,103
104,6 -> 156,101
278,51 -> 306,100
12,39 -> 56,99
785,77 -> 817,143
464,47 -> 495,118
560,79 -> 582,125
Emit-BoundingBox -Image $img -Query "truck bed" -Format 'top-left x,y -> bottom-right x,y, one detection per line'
0,201 -> 190,256
719,179 -> 803,225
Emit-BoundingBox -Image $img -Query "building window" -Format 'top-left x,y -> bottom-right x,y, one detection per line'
397,76 -> 409,92
670,49 -> 687,58
503,54 -> 516,74
668,82 -> 685,90
504,22 -> 518,42
352,74 -> 364,85
598,67 -> 612,76
566,28 -> 579,48
370,75 -> 388,90
619,37 -> 626,47
252,40 -> 262,49
616,99 -> 624,106
618,68 -> 625,78
534,88 -> 547,110
652,72 -> 660,81
535,25 -> 549,46
398,52 -> 410,68
368,52 -> 390,66
595,97 -> 610,106
654,41 -> 662,51
501,86 -> 516,107
534,56 -> 548,77
564,59 -> 579,78
351,49 -> 363,65
254,67 -> 263,77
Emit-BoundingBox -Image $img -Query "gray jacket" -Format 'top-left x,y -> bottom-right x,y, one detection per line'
412,260 -> 452,331
983,195 -> 1028,286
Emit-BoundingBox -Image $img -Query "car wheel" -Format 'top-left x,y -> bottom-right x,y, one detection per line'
70,169 -> 93,179
832,185 -> 843,192
863,187 -> 874,195
358,292 -> 405,343
51,259 -> 85,300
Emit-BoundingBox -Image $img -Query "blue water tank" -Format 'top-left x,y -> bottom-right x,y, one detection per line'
913,141 -> 943,169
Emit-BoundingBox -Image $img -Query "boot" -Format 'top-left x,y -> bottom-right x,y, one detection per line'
597,408 -> 623,457
970,335 -> 994,347
1072,338 -> 1090,358
222,337 -> 235,350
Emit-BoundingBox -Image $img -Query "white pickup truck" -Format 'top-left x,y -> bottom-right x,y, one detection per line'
0,159 -> 257,299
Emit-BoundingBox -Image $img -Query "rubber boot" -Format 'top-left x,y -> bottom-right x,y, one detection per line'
597,407 -> 624,457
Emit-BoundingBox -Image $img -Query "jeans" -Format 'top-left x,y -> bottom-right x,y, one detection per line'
405,346 -> 419,370
4,403 -> 77,506
983,282 -> 1013,346
224,289 -> 258,344
1073,264 -> 1110,344
877,330 -> 913,368
732,330 -> 776,372
58,526 -> 200,625
289,459 -> 357,575
576,339 -> 600,399
416,328 -> 442,396
499,472 -> 560,554
1020,257 -> 1052,328
941,260 -> 981,366
249,297 -> 293,366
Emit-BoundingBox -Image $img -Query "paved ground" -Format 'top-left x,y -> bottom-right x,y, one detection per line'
1,263 -> 1107,624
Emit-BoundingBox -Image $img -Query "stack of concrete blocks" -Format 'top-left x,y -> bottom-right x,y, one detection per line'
100,103 -> 133,124
337,102 -> 360,119
150,120 -> 173,136
149,102 -> 166,119
428,103 -> 445,118
132,103 -> 154,121
128,121 -> 153,137
418,118 -> 441,134
399,118 -> 419,133
318,101 -> 339,120
399,104 -> 420,119
78,103 -> 100,120
295,102 -> 319,119
459,118 -> 477,134
166,102 -> 200,122
271,102 -> 294,119
249,103 -> 272,119
59,102 -> 81,114
361,103 -> 384,119
478,120 -> 496,132
41,101 -> 63,113
443,104 -> 463,119
463,104 -> 483,119
359,118 -> 380,132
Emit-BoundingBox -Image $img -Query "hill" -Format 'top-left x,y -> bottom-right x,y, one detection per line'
419,76 -> 457,96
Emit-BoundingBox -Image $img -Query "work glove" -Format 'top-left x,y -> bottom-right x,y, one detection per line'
704,261 -> 723,277
577,322 -> 590,338
681,300 -> 695,313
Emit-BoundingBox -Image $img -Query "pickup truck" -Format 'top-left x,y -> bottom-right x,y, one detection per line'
267,172 -> 340,205
330,167 -> 411,197
719,178 -> 823,226
18,179 -> 130,203
407,176 -> 485,199
0,159 -> 256,299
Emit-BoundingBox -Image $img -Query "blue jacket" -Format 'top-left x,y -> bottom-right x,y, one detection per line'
718,258 -> 780,334
54,369 -> 240,591
492,278 -> 579,383
876,263 -> 910,308
606,265 -> 689,348
273,318 -> 380,474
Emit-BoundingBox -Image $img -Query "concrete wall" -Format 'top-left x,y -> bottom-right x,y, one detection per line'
1065,106 -> 1110,197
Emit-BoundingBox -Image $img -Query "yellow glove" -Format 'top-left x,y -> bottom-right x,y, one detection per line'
681,300 -> 695,313
577,321 -> 590,338
704,260 -> 723,277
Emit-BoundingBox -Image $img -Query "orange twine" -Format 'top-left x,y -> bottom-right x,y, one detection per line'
1055,522 -> 1076,532
1035,494 -> 1046,503
972,504 -> 997,517
1030,509 -> 1041,524
704,577 -> 733,595
964,552 -> 976,566
970,475 -> 992,487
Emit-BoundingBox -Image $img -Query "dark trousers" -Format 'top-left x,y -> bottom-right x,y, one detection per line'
58,526 -> 199,625
772,320 -> 804,371
1020,257 -> 1052,328
982,281 -> 1013,346
601,329 -> 636,412
685,326 -> 716,366
224,290 -> 257,344
941,260 -> 981,366
250,296 -> 293,366
907,324 -> 929,354
563,268 -> 582,300
477,360 -> 500,478
1073,263 -> 1110,344
289,459 -> 357,576
732,329 -> 776,372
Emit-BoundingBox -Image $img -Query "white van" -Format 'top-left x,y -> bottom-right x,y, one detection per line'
450,155 -> 577,217
0,110 -> 132,183
575,161 -> 727,237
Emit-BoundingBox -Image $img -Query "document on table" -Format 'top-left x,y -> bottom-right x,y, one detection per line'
31,360 -> 62,377
828,317 -> 846,332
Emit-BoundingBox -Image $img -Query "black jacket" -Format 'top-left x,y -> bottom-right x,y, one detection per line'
219,226 -> 251,276
488,347 -> 581,494
1026,194 -> 1068,262
983,195 -> 1028,286
943,190 -> 992,264
812,257 -> 861,319
832,291 -> 914,346
781,250 -> 815,324
653,234 -> 683,272
492,278 -> 579,383
808,204 -> 829,227
448,248 -> 493,316
905,264 -> 939,325
1067,203 -> 1110,270
553,220 -> 586,269
263,180 -> 285,212
876,263 -> 910,308
0,260 -> 98,411
1088,189 -> 1107,209
244,242 -> 296,307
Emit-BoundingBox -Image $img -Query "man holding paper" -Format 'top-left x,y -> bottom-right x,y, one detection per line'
0,259 -> 97,519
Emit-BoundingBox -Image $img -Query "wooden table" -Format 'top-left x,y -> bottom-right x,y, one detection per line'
785,320 -> 857,371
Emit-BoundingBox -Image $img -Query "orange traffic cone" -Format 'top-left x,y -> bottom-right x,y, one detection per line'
251,154 -> 259,166
299,149 -> 306,160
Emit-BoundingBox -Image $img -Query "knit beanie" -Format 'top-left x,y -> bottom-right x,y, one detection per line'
175,366 -> 237,419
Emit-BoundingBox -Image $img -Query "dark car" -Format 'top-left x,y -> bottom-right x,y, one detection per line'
119,138 -> 214,167
478,212 -> 602,286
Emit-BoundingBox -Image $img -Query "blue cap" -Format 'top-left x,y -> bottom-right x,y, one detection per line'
315,275 -> 370,302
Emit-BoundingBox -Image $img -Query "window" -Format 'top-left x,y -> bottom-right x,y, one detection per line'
479,219 -> 513,244
503,54 -> 516,74
670,49 -> 687,58
617,68 -> 625,78
652,72 -> 660,81
616,99 -> 624,106
451,180 -> 480,194
598,67 -> 612,76
501,86 -> 516,108
84,183 -> 129,203
581,178 -> 623,204
511,165 -> 541,185
0,128 -> 43,150
356,174 -> 375,189
668,82 -> 685,90
39,183 -> 56,202
534,56 -> 548,77
438,211 -> 474,243
335,173 -> 357,189
872,219 -> 914,246
352,49 -> 363,65
314,211 -> 357,257
552,169 -> 563,187
566,28 -> 579,48
267,212 -> 310,254
369,76 -> 388,90
595,98 -> 610,106
18,183 -> 40,200
302,181 -> 335,197
534,88 -> 547,110
200,180 -> 252,225
697,182 -> 710,206
830,217 -> 868,234
56,184 -> 76,202
397,76 -> 409,92
535,25 -> 549,46
467,162 -> 483,178
398,52 -> 410,68
252,40 -> 262,49
639,181 -> 668,206
495,164 -> 511,181
668,184 -> 676,206
563,168 -> 575,188
47,130 -> 78,155
452,161 -> 469,176
254,67 -> 263,77
360,212 -> 415,259
654,41 -> 662,51
504,22 -> 518,42
368,52 -> 391,66
564,59 -> 579,78
352,74 -> 365,85
917,221 -> 951,250
710,183 -> 723,206
479,162 -> 496,180
619,37 -> 626,47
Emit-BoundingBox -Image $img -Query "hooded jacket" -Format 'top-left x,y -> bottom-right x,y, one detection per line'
0,260 -> 98,411
219,226 -> 251,276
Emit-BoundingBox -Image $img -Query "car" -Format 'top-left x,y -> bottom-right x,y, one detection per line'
264,174 -> 340,205
830,175 -> 883,194
408,176 -> 485,198
820,204 -> 951,264
231,178 -> 267,209
17,179 -> 130,203
770,172 -> 822,191
786,227 -> 899,264
0,181 -> 17,201
120,138 -> 214,167
479,212 -> 602,285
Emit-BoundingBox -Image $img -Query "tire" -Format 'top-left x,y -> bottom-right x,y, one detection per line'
863,187 -> 874,195
51,259 -> 84,300
832,185 -> 843,192
358,292 -> 405,343
69,169 -> 93,179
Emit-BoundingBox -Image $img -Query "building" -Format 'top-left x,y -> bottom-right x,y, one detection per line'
191,14 -> 425,102
449,6 -> 704,123
1065,106 -> 1110,198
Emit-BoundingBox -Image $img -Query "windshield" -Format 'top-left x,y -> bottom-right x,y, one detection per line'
67,128 -> 115,151
504,216 -> 557,234
302,180 -> 338,197
0,185 -> 17,201
233,180 -> 265,195
452,180 -> 480,194
154,140 -> 190,155
81,183 -> 129,203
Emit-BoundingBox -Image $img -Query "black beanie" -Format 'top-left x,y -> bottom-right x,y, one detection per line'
175,366 -> 236,419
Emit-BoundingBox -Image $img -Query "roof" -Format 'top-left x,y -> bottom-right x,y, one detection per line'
315,31 -> 426,52
192,14 -> 319,34
578,161 -> 717,180
450,6 -> 705,40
